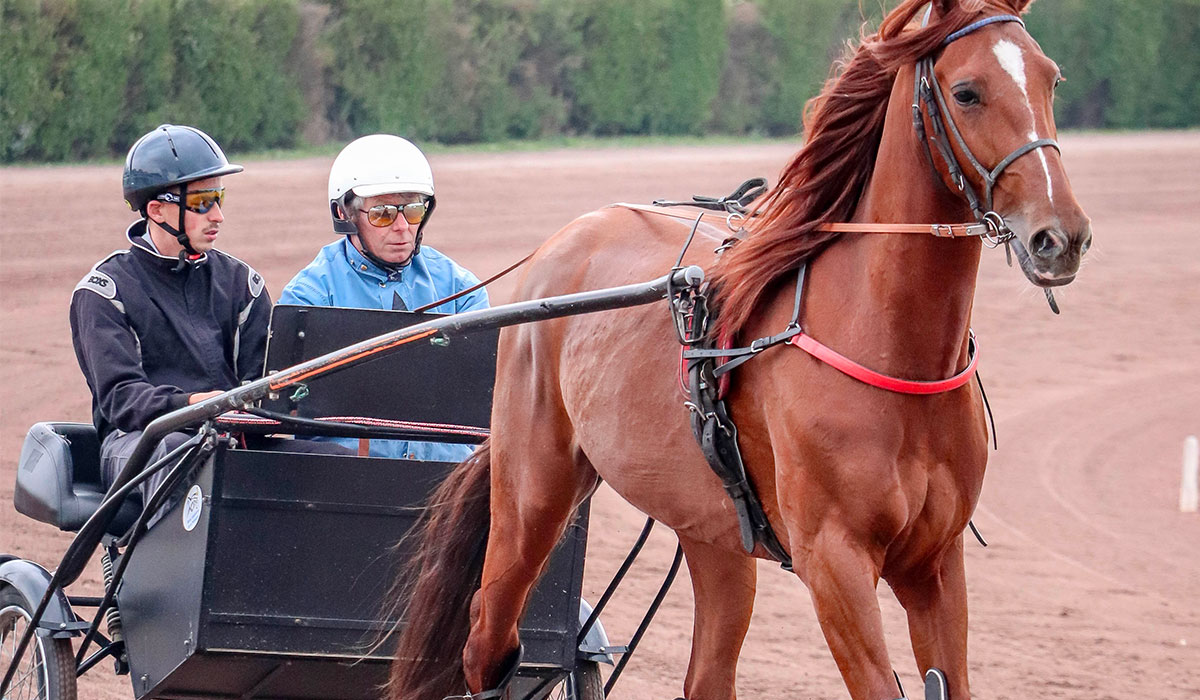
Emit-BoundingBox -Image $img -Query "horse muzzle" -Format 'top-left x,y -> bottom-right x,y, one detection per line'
1009,218 -> 1092,288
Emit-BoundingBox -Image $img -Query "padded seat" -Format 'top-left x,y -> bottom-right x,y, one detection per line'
13,422 -> 142,534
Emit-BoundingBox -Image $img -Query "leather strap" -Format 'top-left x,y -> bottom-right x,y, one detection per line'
789,332 -> 978,395
412,253 -> 533,314
621,203 -> 1001,239
813,221 -> 991,237
653,177 -> 768,213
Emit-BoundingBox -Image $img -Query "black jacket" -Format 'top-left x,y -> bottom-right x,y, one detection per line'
70,221 -> 271,441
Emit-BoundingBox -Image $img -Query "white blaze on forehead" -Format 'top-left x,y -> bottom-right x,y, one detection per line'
992,39 -> 1054,203
993,39 -> 1028,92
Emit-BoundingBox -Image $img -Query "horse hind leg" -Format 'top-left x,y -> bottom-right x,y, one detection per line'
678,535 -> 757,700
462,435 -> 597,694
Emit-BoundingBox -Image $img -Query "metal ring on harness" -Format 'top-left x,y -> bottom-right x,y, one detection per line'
980,211 -> 1011,248
725,211 -> 746,233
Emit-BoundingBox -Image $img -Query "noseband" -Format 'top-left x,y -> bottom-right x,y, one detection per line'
912,14 -> 1061,243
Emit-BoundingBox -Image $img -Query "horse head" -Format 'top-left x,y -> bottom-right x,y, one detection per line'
711,0 -> 1093,336
924,0 -> 1092,286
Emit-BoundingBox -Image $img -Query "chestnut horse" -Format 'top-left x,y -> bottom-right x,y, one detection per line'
390,0 -> 1090,698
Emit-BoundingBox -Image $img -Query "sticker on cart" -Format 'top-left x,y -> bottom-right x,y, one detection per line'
182,485 -> 204,532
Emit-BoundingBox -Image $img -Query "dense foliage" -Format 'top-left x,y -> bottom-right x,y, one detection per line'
2,0 -> 1196,162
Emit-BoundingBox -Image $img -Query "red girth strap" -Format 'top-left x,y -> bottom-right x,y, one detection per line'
789,332 -> 978,395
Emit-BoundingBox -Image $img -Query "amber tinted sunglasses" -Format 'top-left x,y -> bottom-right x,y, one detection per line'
156,188 -> 225,214
362,201 -> 429,227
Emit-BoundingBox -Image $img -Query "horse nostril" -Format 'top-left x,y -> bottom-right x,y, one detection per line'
1030,229 -> 1065,260
1080,231 -> 1093,256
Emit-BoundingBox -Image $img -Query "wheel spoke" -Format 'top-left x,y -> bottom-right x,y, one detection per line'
2,606 -> 50,700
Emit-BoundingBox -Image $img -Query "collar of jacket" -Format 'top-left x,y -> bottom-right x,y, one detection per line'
126,219 -> 209,269
340,237 -> 410,284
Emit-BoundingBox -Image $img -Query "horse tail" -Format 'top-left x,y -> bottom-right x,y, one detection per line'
387,439 -> 492,700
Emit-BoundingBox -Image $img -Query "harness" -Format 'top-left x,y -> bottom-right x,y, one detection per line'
661,13 -> 1041,570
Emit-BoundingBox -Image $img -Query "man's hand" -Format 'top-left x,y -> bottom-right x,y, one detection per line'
188,390 -> 224,405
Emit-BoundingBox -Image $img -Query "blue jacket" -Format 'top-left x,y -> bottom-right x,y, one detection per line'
279,237 -> 488,461
71,221 -> 271,441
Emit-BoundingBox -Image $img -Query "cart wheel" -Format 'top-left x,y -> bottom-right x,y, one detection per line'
518,660 -> 605,700
567,660 -> 604,700
0,586 -> 77,700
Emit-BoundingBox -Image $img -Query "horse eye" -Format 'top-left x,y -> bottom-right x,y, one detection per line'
952,88 -> 980,106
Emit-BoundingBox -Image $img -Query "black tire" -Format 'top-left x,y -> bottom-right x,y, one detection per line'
0,586 -> 77,700
567,660 -> 604,700
534,660 -> 604,700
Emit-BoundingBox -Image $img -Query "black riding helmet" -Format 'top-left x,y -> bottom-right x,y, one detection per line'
122,124 -> 242,266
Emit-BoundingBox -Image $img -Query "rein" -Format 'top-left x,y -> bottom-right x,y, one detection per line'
411,252 -> 533,314
621,202 -> 1009,243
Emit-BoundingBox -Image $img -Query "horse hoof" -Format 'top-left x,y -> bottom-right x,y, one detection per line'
466,645 -> 524,700
924,667 -> 948,700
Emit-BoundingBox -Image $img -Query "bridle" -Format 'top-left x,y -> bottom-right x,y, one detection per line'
662,13 -> 1050,573
911,12 -> 1061,245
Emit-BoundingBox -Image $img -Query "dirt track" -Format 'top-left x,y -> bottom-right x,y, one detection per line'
2,132 -> 1198,699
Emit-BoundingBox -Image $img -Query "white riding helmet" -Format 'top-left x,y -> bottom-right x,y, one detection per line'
328,134 -> 435,236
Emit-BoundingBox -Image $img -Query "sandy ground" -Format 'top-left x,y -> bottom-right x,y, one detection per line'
1,132 -> 1198,699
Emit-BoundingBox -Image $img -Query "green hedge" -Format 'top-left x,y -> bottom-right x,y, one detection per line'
570,0 -> 725,136
1027,0 -> 1200,129
0,0 -> 305,161
3,0 -> 1198,163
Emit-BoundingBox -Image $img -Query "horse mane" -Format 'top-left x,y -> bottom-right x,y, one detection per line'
710,0 -> 1027,337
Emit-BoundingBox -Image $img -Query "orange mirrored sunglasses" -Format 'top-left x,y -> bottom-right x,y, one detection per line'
362,201 -> 428,227
156,188 -> 226,214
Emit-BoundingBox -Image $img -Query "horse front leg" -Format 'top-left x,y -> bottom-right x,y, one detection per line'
803,528 -> 906,700
888,535 -> 970,700
678,535 -> 757,700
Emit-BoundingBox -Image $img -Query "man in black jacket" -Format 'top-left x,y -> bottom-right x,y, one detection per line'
70,124 -> 272,525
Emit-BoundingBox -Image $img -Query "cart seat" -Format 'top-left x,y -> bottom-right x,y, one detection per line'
13,422 -> 142,534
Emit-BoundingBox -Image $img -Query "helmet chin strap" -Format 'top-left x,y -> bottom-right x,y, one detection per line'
343,196 -> 436,273
156,182 -> 199,271
411,196 -> 435,261
355,232 -> 411,272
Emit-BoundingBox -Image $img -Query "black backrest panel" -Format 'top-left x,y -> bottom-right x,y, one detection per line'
263,305 -> 498,427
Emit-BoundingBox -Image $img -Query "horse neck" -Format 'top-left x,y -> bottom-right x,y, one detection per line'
817,65 -> 982,377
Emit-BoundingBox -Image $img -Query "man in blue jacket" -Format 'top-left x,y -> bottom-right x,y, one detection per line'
71,125 -> 269,524
280,135 -> 488,461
